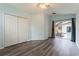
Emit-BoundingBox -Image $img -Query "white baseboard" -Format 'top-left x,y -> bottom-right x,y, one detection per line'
31,37 -> 47,41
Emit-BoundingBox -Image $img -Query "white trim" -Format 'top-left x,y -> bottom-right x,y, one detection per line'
30,37 -> 47,41
4,13 -> 28,19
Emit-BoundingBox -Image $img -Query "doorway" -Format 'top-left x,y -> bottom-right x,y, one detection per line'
54,20 -> 72,40
52,18 -> 76,42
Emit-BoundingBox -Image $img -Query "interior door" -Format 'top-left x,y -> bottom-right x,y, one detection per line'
18,17 -> 29,43
5,14 -> 18,47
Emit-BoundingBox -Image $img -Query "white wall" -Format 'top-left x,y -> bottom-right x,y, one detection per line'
0,10 -> 4,49
44,14 -> 50,39
0,4 -> 31,49
62,23 -> 72,39
31,12 -> 49,40
50,14 -> 75,21
47,15 -> 52,37
76,11 -> 79,48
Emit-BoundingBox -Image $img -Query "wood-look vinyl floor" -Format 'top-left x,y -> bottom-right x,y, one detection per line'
0,38 -> 79,56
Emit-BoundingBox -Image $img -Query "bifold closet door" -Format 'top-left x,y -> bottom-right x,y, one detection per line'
5,14 -> 18,47
18,17 -> 29,43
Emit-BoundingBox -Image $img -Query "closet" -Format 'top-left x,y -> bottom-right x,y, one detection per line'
4,14 -> 29,47
18,17 -> 29,43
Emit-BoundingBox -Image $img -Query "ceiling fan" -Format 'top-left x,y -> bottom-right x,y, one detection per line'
36,3 -> 51,9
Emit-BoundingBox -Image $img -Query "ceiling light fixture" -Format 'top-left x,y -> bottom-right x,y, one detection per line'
36,3 -> 50,9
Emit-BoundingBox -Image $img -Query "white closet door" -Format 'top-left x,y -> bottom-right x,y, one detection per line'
5,14 -> 18,47
18,17 -> 29,43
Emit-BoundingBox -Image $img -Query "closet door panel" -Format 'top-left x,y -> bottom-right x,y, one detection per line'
18,17 -> 29,43
5,14 -> 17,47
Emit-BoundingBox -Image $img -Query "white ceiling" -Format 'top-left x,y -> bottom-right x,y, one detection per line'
8,3 -> 79,15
